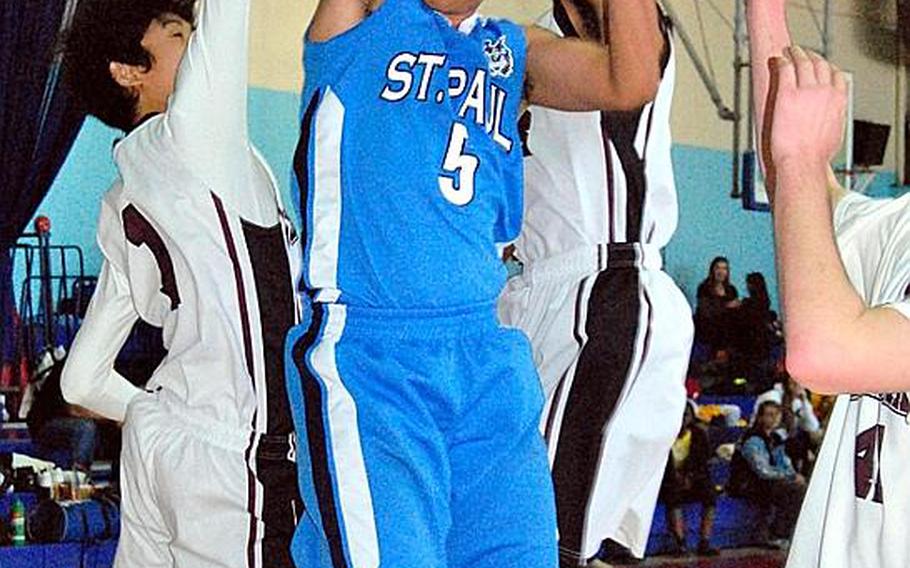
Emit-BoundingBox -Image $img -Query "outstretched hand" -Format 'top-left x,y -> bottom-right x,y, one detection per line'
765,46 -> 848,177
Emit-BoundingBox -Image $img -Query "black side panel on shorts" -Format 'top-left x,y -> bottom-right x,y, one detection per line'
244,221 -> 301,568
551,268 -> 641,559
257,441 -> 303,568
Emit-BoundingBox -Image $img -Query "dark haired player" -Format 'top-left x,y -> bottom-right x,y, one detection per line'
285,0 -> 662,567
60,1 -> 302,566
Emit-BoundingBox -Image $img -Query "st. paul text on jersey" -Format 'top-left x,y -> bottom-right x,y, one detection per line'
380,51 -> 515,153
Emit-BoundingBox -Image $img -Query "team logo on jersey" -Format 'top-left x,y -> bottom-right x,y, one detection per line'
483,36 -> 514,78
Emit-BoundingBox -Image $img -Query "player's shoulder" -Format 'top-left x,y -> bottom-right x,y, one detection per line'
100,179 -> 127,213
835,191 -> 910,236
306,0 -> 393,48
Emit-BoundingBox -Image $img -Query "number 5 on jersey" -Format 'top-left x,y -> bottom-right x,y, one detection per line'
439,122 -> 479,206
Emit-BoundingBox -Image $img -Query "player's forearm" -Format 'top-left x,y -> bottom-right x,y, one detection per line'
62,344 -> 143,422
61,264 -> 144,421
62,366 -> 142,422
773,159 -> 868,391
308,0 -> 372,42
603,0 -> 661,104
525,29 -> 655,111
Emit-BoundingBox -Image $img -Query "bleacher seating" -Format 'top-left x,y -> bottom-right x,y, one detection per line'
645,394 -> 769,557
0,392 -> 768,563
700,395 -> 759,422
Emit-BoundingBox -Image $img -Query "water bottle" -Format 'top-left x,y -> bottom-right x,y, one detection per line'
11,498 -> 25,546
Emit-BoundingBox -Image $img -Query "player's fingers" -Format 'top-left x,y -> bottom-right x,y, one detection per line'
786,45 -> 816,87
806,50 -> 832,87
771,55 -> 797,93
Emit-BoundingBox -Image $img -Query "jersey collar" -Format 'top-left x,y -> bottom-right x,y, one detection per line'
433,10 -> 481,35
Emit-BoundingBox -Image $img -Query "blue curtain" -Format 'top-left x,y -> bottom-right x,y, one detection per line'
0,0 -> 86,371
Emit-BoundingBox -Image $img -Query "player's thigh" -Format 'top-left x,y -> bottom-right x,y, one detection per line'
288,327 -> 453,567
447,328 -> 557,568
115,396 -> 172,568
152,424 -> 251,567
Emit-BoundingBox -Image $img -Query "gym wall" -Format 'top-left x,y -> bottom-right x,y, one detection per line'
31,0 -> 905,309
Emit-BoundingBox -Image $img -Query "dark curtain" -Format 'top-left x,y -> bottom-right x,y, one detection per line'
0,0 -> 86,378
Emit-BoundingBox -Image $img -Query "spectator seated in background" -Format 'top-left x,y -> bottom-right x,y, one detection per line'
658,400 -> 719,557
729,400 -> 807,549
753,376 -> 822,476
22,348 -> 101,473
733,272 -> 783,391
694,256 -> 740,360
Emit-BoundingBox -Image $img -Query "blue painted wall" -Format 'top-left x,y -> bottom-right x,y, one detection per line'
666,144 -> 777,310
26,88 -> 907,314
30,88 -> 303,280
666,145 -> 905,311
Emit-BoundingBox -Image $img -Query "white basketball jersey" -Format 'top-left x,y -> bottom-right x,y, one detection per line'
64,0 -> 301,435
102,137 -> 300,433
514,10 -> 678,263
788,192 -> 910,568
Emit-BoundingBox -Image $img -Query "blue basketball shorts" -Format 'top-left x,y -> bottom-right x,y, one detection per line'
284,301 -> 558,568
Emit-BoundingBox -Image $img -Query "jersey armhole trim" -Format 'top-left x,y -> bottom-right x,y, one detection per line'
883,301 -> 910,322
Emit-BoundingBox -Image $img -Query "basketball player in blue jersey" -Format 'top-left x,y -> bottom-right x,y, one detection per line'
59,0 -> 302,566
285,1 -> 664,567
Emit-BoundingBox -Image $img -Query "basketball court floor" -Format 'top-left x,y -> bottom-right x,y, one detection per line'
605,548 -> 786,568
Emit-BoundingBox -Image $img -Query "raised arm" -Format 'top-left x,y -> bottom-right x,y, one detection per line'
766,45 -> 910,393
308,0 -> 383,42
748,0 -> 847,202
525,0 -> 662,111
166,0 -> 255,203
747,0 -> 790,176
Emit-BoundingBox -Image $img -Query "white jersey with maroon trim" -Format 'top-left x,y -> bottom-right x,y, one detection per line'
788,191 -> 910,568
63,0 -> 301,439
61,2 -> 302,566
500,7 -> 692,562
515,10 -> 678,261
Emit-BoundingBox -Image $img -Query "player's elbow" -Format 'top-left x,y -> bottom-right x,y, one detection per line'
593,72 -> 659,111
632,70 -> 661,106
785,336 -> 849,395
60,360 -> 92,408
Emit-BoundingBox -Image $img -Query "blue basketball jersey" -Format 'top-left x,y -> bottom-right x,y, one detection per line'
293,0 -> 527,309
